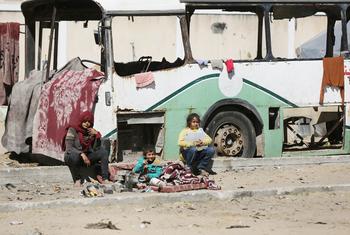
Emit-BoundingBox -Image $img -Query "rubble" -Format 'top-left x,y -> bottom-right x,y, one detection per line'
85,220 -> 120,230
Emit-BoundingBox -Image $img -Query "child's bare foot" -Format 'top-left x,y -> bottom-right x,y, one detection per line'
74,180 -> 82,187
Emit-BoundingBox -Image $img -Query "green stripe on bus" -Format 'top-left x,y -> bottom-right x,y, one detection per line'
146,73 -> 298,111
103,128 -> 117,138
104,74 -> 300,137
146,73 -> 220,111
242,78 -> 298,108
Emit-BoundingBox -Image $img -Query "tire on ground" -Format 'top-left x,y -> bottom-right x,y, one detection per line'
206,111 -> 256,158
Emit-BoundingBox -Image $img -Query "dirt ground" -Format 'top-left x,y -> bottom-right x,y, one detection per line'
0,152 -> 39,168
0,161 -> 350,203
0,191 -> 349,235
0,154 -> 350,234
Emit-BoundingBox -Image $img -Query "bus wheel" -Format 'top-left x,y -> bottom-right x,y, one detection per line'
207,111 -> 256,157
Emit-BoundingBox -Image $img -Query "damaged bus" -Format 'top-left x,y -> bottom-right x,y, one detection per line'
15,0 -> 350,162
182,0 -> 350,158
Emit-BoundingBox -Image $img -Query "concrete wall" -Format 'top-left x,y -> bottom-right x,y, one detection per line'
112,16 -> 180,62
190,13 -> 327,60
66,21 -> 101,64
191,13 -> 259,60
270,16 -> 327,58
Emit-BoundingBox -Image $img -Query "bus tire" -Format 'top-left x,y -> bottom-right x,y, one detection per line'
206,111 -> 256,158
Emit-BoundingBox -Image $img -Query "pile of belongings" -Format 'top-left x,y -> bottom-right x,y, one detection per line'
131,161 -> 221,193
81,183 -> 104,197
83,161 -> 221,195
156,162 -> 220,192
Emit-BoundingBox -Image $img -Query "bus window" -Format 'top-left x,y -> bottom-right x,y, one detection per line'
190,10 -> 259,61
337,20 -> 350,57
36,21 -> 101,72
66,21 -> 101,64
270,8 -> 328,59
112,16 -> 185,76
295,17 -> 336,59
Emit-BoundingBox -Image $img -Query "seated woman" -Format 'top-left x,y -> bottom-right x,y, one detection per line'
133,146 -> 162,182
178,113 -> 215,177
63,111 -> 109,186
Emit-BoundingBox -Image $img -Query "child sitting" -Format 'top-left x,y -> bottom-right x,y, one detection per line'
178,113 -> 215,177
133,146 -> 162,182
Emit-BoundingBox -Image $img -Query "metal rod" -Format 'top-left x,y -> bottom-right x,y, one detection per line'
317,116 -> 344,145
340,4 -> 349,56
179,15 -> 193,63
53,22 -> 59,70
37,22 -> 43,70
46,6 -> 56,81
263,5 -> 273,60
286,124 -> 308,147
325,15 -> 335,58
256,10 -> 263,59
24,20 -> 35,77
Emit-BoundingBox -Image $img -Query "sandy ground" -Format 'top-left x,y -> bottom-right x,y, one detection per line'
0,161 -> 350,203
0,153 -> 39,168
0,191 -> 349,235
1,154 -> 350,234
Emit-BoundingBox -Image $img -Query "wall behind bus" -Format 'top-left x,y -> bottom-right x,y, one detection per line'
112,16 -> 180,63
190,13 -> 259,60
190,13 -> 327,60
60,13 -> 328,67
66,21 -> 101,65
270,16 -> 327,58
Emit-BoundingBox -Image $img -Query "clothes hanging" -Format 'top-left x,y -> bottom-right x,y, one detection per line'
319,56 -> 344,104
195,59 -> 209,66
134,71 -> 154,88
225,59 -> 234,73
0,22 -> 19,105
195,59 -> 209,69
210,59 -> 223,71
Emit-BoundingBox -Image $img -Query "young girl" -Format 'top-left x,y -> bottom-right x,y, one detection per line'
133,146 -> 162,182
178,113 -> 215,176
63,111 -> 110,186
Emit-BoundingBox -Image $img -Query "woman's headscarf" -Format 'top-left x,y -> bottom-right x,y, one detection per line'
73,111 -> 94,133
62,111 -> 96,151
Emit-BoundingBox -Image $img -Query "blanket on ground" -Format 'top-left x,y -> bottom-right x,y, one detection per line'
32,59 -> 104,161
1,70 -> 44,154
160,162 -> 221,190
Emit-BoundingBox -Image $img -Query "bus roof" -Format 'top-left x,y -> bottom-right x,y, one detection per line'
182,0 -> 345,19
21,0 -> 185,21
100,0 -> 185,15
182,0 -> 350,3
